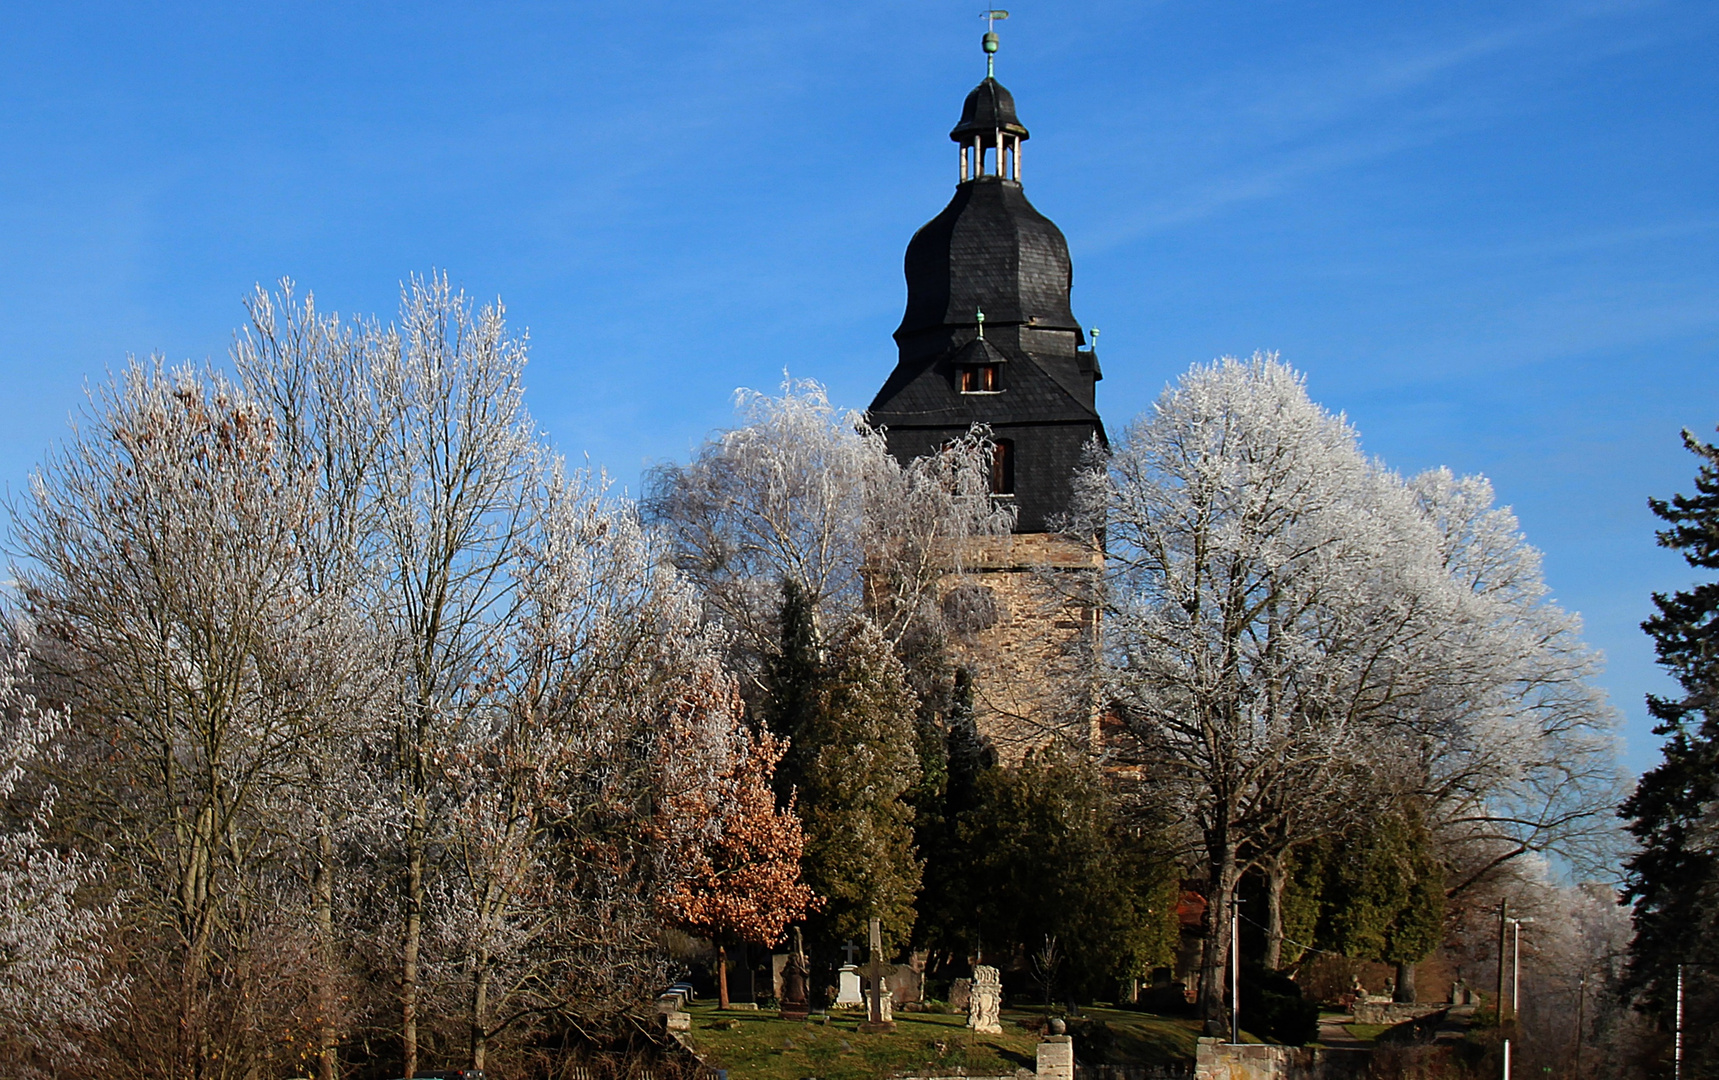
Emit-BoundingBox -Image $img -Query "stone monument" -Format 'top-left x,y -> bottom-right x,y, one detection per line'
968,964 -> 1003,1034
1036,1035 -> 1074,1080
836,940 -> 864,1006
858,917 -> 898,1034
836,965 -> 864,1006
950,977 -> 973,1012
780,927 -> 811,1021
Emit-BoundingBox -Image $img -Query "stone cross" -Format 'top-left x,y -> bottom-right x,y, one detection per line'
858,917 -> 898,1033
840,940 -> 861,966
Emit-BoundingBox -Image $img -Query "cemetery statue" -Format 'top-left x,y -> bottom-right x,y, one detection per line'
780,927 -> 811,1021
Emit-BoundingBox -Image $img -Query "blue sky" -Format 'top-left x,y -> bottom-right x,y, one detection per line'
1,1 -> 1714,778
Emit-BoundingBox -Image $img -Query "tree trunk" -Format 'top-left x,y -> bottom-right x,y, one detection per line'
1263,855 -> 1286,971
1393,960 -> 1417,1003
471,952 -> 490,1071
718,943 -> 731,1009
1197,841 -> 1238,1034
314,818 -> 338,1080
402,794 -> 426,1079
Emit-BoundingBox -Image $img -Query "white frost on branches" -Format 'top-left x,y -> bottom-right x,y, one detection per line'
1086,354 -> 1621,1019
645,378 -> 1011,658
0,647 -> 119,1058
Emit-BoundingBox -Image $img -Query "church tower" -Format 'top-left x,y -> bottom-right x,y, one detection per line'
869,24 -> 1104,758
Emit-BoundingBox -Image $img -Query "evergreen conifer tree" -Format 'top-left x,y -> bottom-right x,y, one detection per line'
763,581 -> 924,963
954,745 -> 1180,1000
913,668 -> 999,958
1622,428 -> 1719,1056
764,578 -> 824,805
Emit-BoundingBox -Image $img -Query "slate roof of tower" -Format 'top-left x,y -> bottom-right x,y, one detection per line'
868,71 -> 1105,533
893,177 -> 1079,339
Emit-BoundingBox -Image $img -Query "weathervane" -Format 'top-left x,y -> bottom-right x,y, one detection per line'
982,9 -> 1009,78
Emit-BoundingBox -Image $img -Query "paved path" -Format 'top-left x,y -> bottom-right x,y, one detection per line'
1317,1014 -> 1369,1049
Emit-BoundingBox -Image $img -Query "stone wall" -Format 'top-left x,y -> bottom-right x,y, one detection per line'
943,533 -> 1102,762
1193,1039 -> 1369,1080
1350,1001 -> 1444,1027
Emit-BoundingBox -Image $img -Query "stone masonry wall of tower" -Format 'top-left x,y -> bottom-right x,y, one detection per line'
867,41 -> 1105,761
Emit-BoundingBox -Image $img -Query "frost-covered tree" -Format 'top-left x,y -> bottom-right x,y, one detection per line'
1086,357 -> 1622,1021
12,360 -> 354,1077
0,644 -> 120,1074
1082,355 -> 1451,1027
644,379 -> 1010,667
233,280 -> 389,1080
646,379 -> 1006,975
435,463 -> 775,1067
361,276 -> 539,1077
1407,468 -> 1622,898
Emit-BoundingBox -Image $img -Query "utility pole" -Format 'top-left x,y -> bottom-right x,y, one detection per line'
1509,917 -> 1534,1016
1231,896 -> 1242,1044
1574,972 -> 1586,1078
1495,899 -> 1510,1023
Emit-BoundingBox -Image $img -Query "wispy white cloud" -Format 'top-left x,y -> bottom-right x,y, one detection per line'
1067,0 -> 1689,248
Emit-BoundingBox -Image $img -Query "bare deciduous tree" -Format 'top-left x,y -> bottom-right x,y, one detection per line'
0,644 -> 121,1075
363,275 -> 539,1077
13,360 -> 353,1078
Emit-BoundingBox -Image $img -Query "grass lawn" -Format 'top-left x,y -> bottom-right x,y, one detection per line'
1059,1007 -> 1207,1063
680,1002 -> 1209,1080
1342,1023 -> 1391,1044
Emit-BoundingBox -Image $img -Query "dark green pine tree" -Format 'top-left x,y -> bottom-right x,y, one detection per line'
763,578 -> 824,805
763,580 -> 924,962
943,669 -> 996,821
912,667 -> 999,959
1621,428 -> 1719,1055
954,744 -> 1181,1001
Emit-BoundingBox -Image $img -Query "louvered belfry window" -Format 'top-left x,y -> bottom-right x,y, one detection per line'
990,439 -> 1015,495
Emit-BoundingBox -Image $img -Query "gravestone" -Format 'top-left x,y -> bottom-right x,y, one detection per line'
950,977 -> 973,1012
968,964 -> 1003,1034
886,964 -> 923,1005
836,966 -> 864,1006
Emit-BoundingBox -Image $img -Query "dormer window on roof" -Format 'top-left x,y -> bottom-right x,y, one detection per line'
960,364 -> 999,393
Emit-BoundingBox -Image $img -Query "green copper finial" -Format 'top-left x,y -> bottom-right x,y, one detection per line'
982,10 -> 1008,78
976,308 -> 987,338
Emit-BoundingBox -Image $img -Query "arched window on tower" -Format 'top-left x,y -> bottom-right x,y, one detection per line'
990,439 -> 1015,496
